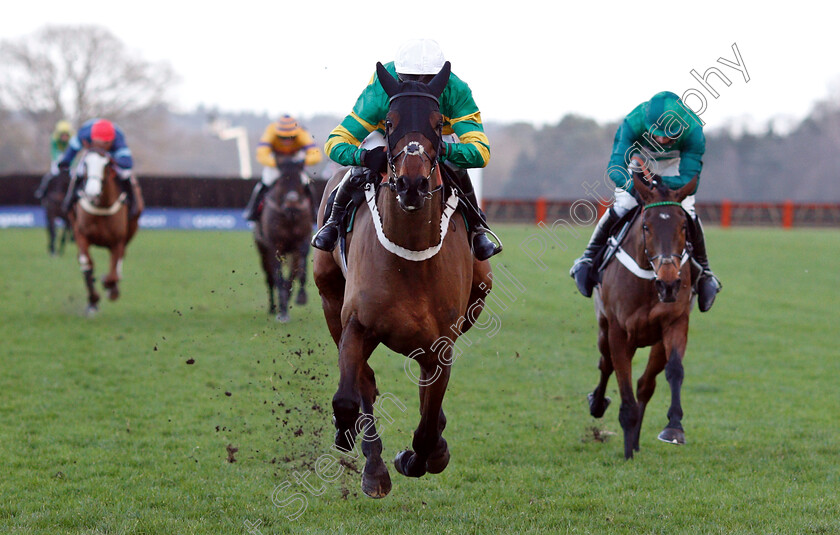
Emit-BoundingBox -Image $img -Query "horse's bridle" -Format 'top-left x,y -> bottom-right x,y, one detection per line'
641,201 -> 690,277
383,92 -> 444,197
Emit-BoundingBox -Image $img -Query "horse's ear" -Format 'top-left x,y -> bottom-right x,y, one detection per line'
376,62 -> 400,97
674,175 -> 698,202
428,61 -> 451,97
632,173 -> 655,204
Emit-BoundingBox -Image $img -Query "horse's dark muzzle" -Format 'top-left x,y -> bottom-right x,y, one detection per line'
396,175 -> 430,211
655,278 -> 681,303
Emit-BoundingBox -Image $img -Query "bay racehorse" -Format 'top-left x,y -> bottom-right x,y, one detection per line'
68,150 -> 142,315
588,173 -> 699,459
253,156 -> 312,322
313,61 -> 493,498
41,170 -> 73,255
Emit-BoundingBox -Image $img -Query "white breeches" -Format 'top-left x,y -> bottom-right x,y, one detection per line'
261,166 -> 310,186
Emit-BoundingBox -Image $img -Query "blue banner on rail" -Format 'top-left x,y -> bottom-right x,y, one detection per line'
0,206 -> 252,231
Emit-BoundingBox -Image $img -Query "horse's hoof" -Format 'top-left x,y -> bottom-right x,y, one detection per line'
394,450 -> 426,478
295,292 -> 307,306
276,313 -> 290,323
108,289 -> 120,301
394,450 -> 426,477
658,427 -> 685,445
587,392 -> 611,418
425,449 -> 450,474
85,305 -> 98,317
394,450 -> 411,476
361,466 -> 392,498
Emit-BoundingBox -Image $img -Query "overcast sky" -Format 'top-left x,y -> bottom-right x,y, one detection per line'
2,1 -> 837,133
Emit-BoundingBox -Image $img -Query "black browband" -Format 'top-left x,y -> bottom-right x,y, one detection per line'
389,92 -> 439,105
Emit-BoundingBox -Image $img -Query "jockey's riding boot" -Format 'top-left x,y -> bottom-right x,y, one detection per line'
243,182 -> 268,222
311,168 -> 369,251
690,216 -> 721,312
120,179 -> 139,218
34,172 -> 53,200
61,177 -> 80,215
469,207 -> 502,261
445,164 -> 502,261
569,207 -> 621,298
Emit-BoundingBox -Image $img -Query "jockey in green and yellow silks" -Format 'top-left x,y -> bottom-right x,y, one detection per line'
34,120 -> 75,199
323,64 -> 490,171
312,39 -> 500,261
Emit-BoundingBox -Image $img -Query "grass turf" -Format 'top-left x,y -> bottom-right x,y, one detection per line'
1,225 -> 838,534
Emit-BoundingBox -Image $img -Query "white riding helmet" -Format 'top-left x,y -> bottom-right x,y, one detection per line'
395,39 -> 446,75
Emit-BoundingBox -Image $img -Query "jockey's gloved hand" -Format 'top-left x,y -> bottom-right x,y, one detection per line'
362,147 -> 388,173
628,155 -> 646,175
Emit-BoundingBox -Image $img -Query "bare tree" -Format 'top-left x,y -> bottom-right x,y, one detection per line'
0,24 -> 177,131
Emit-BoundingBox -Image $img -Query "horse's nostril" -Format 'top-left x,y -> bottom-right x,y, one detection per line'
420,178 -> 430,193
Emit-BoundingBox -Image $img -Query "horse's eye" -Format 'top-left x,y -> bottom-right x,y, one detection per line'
642,224 -> 649,231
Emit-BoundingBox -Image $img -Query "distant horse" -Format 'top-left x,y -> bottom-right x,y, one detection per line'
68,150 -> 142,315
588,173 -> 699,459
313,61 -> 493,498
41,170 -> 73,255
253,157 -> 312,322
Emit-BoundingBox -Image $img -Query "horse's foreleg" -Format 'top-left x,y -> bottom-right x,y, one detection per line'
103,242 -> 125,301
256,243 -> 276,315
75,235 -> 99,314
659,322 -> 689,445
358,363 -> 391,498
395,347 -> 452,478
635,342 -> 667,452
295,242 -> 309,306
59,224 -> 70,255
589,316 -> 614,418
313,250 -> 345,345
332,316 -> 376,454
46,215 -> 57,255
609,323 -> 639,459
275,253 -> 290,322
